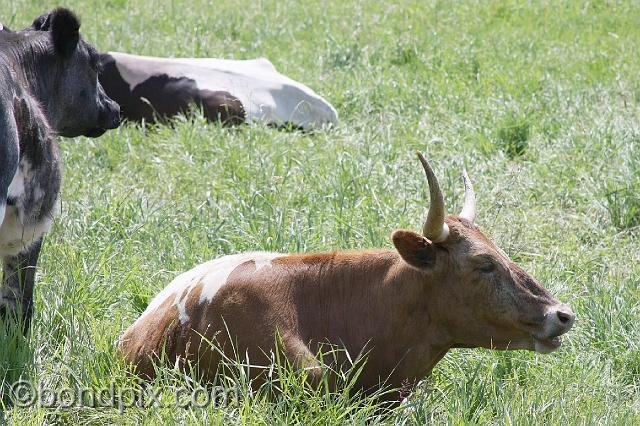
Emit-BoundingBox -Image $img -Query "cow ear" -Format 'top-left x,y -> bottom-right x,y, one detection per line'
392,230 -> 437,270
31,13 -> 51,31
48,8 -> 80,57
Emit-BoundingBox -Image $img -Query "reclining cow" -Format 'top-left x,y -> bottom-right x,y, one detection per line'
0,9 -> 120,331
99,52 -> 338,130
119,153 -> 575,400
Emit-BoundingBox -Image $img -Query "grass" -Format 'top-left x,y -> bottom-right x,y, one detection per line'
496,114 -> 530,158
2,0 -> 640,423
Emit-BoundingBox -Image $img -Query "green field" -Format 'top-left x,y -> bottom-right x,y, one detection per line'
2,0 -> 640,423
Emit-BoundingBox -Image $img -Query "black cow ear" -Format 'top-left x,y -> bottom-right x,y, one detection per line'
31,13 -> 51,31
48,8 -> 80,57
392,229 -> 437,270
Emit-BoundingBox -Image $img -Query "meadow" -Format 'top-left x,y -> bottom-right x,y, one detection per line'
1,0 -> 640,423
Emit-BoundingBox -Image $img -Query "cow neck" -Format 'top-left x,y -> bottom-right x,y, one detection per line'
294,250 -> 453,380
5,33 -> 54,117
371,256 -> 454,381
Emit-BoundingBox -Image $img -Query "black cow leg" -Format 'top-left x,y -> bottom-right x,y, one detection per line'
0,238 -> 42,334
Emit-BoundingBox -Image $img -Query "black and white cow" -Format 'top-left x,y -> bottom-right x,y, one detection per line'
0,9 -> 120,331
99,52 -> 338,130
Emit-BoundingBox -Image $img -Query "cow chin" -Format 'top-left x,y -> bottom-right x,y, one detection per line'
84,127 -> 107,138
57,126 -> 105,138
503,335 -> 563,354
532,335 -> 562,354
502,335 -> 563,354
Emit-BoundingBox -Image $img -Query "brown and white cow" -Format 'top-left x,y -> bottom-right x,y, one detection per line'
119,153 -> 575,398
99,52 -> 338,130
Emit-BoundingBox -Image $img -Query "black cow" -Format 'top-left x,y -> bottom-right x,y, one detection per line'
0,9 -> 120,331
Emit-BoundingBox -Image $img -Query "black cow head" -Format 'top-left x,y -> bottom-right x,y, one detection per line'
28,8 -> 120,137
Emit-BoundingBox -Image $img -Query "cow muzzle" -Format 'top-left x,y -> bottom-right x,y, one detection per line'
101,99 -> 121,130
532,304 -> 575,354
86,101 -> 120,138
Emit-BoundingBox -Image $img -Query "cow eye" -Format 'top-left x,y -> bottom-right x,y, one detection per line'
477,262 -> 495,273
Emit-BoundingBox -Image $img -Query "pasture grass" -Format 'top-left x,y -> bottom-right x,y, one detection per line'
2,0 -> 640,423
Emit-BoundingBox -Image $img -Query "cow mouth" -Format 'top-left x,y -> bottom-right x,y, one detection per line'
532,334 -> 563,354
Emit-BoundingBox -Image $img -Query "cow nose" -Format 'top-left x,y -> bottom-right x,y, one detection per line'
556,309 -> 573,325
549,304 -> 575,334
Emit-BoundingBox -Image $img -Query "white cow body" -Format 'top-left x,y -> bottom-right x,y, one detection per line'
103,52 -> 338,130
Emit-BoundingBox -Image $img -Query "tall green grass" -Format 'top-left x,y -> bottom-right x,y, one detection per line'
1,0 -> 640,423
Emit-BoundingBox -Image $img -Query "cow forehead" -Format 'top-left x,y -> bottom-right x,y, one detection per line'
444,217 -> 510,260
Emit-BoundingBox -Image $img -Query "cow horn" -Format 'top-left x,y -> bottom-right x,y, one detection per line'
417,152 -> 449,243
459,170 -> 476,222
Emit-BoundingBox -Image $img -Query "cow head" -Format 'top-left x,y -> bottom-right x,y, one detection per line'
26,8 -> 120,137
392,153 -> 575,354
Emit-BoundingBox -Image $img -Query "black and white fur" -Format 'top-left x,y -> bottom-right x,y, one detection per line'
0,9 -> 120,331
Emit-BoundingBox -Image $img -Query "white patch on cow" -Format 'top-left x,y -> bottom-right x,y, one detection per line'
135,252 -> 284,325
174,289 -> 191,324
0,204 -> 55,258
7,166 -> 24,199
109,52 -> 338,130
254,257 -> 274,272
0,161 -> 58,258
0,203 -> 5,228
